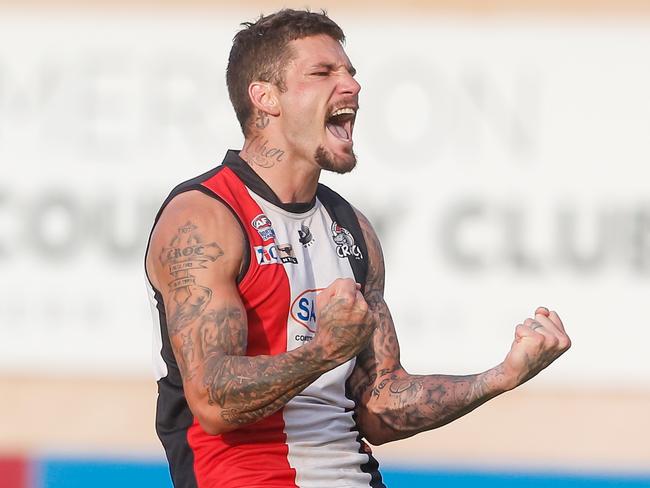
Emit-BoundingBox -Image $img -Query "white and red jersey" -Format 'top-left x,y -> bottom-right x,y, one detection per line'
145,151 -> 385,488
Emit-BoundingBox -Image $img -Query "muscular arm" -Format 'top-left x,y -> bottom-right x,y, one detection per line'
348,210 -> 570,445
146,191 -> 341,435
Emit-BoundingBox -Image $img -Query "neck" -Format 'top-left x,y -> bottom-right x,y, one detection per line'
239,132 -> 321,204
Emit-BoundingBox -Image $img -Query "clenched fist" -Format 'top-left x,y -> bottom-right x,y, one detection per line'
313,278 -> 375,364
502,307 -> 571,389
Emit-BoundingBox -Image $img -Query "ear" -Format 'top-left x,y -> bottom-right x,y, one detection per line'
248,81 -> 281,117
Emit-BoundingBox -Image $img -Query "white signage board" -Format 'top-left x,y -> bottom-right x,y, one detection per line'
1,11 -> 648,386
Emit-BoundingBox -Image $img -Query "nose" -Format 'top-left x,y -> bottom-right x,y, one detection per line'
340,71 -> 361,97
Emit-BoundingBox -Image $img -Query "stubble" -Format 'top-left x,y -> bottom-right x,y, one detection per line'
314,145 -> 357,174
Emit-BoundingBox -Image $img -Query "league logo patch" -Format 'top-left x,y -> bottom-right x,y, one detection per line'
298,223 -> 315,247
251,214 -> 276,241
277,243 -> 298,264
331,221 -> 363,260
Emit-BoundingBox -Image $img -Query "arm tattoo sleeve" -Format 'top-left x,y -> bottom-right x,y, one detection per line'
161,221 -> 334,428
351,211 -> 509,441
160,221 -> 224,335
364,367 -> 508,437
199,306 -> 330,426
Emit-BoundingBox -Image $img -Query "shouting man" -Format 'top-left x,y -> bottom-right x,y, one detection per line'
145,9 -> 570,488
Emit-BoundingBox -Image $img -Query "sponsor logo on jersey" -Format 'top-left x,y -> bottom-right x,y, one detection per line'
331,221 -> 363,260
254,243 -> 279,265
277,243 -> 298,264
294,334 -> 314,343
251,214 -> 276,241
290,288 -> 322,332
298,223 -> 315,247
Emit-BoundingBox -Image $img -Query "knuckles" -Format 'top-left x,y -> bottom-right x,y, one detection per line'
558,335 -> 572,351
530,334 -> 545,347
355,298 -> 369,314
546,335 -> 559,349
335,293 -> 355,306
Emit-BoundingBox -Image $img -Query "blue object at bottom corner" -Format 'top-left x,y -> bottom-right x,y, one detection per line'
381,467 -> 650,488
33,458 -> 650,488
35,458 -> 173,488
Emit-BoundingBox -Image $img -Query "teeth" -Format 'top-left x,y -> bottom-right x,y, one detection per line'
330,107 -> 356,117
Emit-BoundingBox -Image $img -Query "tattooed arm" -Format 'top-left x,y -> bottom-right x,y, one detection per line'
347,209 -> 571,445
146,191 -> 373,435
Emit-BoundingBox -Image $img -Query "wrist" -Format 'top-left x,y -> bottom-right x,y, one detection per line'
302,339 -> 340,372
494,362 -> 520,392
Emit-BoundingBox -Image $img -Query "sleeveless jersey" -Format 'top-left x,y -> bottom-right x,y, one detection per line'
145,151 -> 385,488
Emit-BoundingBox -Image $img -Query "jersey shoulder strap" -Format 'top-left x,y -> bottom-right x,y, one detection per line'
316,183 -> 369,290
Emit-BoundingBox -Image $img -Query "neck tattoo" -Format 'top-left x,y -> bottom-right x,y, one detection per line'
245,135 -> 285,168
255,111 -> 270,130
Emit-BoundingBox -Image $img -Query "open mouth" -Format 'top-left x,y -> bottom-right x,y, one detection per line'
325,107 -> 356,143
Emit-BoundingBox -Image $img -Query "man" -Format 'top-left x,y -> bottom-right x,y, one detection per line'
144,9 -> 570,488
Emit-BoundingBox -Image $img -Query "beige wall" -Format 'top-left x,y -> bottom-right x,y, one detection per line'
3,0 -> 650,13
1,377 -> 648,471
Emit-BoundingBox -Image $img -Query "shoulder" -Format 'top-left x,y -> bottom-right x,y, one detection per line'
156,189 -> 236,226
316,184 -> 369,228
316,183 -> 370,239
146,190 -> 245,290
316,182 -> 352,208
351,207 -> 382,259
352,207 -> 373,236
314,183 -> 384,274
351,206 -> 385,297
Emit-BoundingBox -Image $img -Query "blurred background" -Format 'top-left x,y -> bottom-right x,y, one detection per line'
1,0 -> 649,487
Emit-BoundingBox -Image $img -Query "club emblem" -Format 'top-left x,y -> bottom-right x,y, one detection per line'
331,221 -> 363,260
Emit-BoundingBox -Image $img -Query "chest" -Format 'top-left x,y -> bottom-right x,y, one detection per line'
251,195 -> 361,350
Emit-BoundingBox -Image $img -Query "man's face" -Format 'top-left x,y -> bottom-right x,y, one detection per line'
276,34 -> 361,174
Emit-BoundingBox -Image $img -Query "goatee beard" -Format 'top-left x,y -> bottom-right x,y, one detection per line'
315,145 -> 357,174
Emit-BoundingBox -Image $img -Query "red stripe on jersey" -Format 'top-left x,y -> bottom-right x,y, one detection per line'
187,167 -> 296,488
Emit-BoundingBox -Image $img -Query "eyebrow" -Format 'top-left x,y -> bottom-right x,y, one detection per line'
310,62 -> 357,76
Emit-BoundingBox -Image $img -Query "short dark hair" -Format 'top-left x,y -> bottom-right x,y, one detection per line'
226,9 -> 345,135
